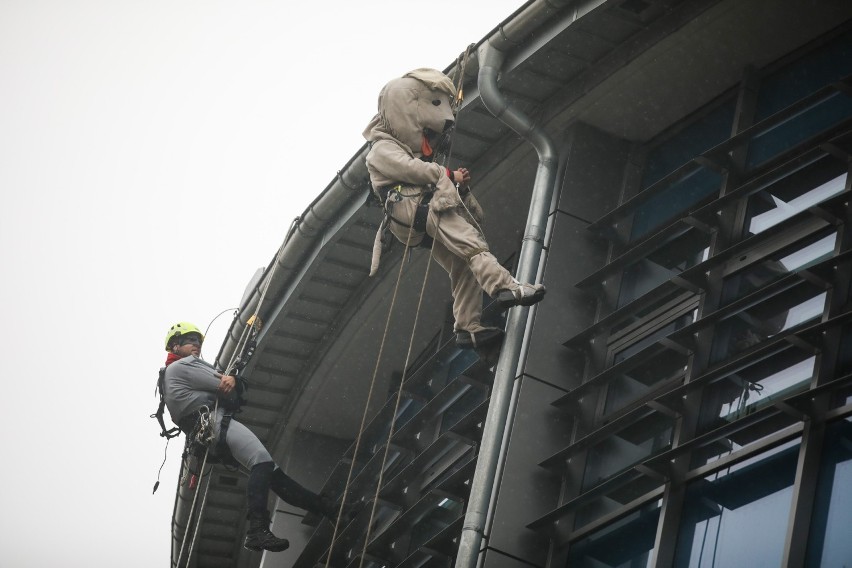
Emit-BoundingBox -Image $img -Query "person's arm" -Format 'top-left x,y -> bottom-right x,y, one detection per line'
368,141 -> 447,185
172,358 -> 227,394
216,374 -> 237,395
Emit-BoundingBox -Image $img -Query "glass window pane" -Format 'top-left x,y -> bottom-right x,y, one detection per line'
710,283 -> 827,363
642,102 -> 735,188
408,497 -> 463,554
746,171 -> 846,235
583,414 -> 674,491
614,312 -> 696,365
755,29 -> 852,121
674,440 -> 800,568
619,230 -> 711,307
567,501 -> 661,568
439,384 -> 487,434
833,322 -> 852,378
721,230 -> 837,305
631,167 -> 722,241
604,352 -> 688,416
746,94 -> 852,169
807,419 -> 852,566
698,348 -> 815,435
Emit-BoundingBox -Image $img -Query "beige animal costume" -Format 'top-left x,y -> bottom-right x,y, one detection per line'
363,69 -> 545,348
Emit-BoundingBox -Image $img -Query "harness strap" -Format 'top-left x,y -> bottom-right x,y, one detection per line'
216,413 -> 234,461
378,184 -> 435,248
152,368 -> 181,439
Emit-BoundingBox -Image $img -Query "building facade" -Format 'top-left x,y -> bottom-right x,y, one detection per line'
173,1 -> 852,566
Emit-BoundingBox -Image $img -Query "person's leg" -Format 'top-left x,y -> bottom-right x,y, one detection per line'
218,417 -> 289,551
431,238 -> 483,332
269,468 -> 358,527
431,238 -> 503,348
268,468 -> 325,513
427,208 -> 543,346
244,462 -> 289,552
427,207 -> 544,304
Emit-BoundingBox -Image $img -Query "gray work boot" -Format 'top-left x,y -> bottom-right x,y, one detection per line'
456,327 -> 504,349
497,281 -> 546,309
244,511 -> 289,552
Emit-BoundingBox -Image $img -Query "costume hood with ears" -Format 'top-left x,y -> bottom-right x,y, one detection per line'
363,68 -> 457,155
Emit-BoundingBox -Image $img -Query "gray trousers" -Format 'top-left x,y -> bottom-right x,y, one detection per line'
212,407 -> 272,470
389,199 -> 515,333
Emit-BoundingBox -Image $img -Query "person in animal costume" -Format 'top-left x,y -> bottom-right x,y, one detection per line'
363,68 -> 545,349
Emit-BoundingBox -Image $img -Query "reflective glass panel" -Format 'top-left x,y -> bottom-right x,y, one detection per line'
618,230 -> 711,308
604,351 -> 688,416
807,419 -> 852,566
746,171 -> 846,235
746,94 -> 852,169
567,501 -> 661,568
408,496 -> 463,554
754,29 -> 852,121
710,282 -> 826,363
583,413 -> 674,491
698,348 -> 814,435
721,230 -> 837,305
674,440 -> 799,567
832,321 -> 852,378
439,383 -> 486,434
631,167 -> 722,241
642,102 -> 736,188
614,311 -> 696,365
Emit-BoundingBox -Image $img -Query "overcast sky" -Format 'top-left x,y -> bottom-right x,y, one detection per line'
0,1 -> 525,566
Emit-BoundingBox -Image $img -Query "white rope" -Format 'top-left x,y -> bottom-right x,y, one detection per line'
324,217 -> 421,568
175,220 -> 297,567
352,54 -> 482,568
337,53 -> 473,566
358,214 -> 442,568
175,422 -> 215,568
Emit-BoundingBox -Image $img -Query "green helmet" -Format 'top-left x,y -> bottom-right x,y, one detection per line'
165,321 -> 204,351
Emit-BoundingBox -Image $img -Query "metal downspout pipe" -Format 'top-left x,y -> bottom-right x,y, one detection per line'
454,36 -> 559,568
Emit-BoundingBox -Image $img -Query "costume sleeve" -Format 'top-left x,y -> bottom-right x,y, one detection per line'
368,141 -> 447,185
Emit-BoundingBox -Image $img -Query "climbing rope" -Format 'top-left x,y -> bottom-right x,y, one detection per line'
358,215 -> 442,568
696,377 -> 765,567
324,48 -> 475,568
324,215 -> 422,568
176,218 -> 299,568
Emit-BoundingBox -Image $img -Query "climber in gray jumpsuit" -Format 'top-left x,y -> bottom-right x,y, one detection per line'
162,322 -> 342,553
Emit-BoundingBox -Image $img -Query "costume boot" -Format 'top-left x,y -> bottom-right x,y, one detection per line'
497,280 -> 546,309
456,326 -> 503,349
244,462 -> 289,552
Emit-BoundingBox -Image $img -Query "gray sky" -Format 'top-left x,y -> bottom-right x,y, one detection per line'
0,1 -> 524,566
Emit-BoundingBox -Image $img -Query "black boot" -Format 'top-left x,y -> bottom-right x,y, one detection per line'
244,462 -> 289,552
270,468 -> 358,526
244,511 -> 289,552
319,493 -> 358,527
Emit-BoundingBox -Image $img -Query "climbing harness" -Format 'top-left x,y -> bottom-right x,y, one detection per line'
326,50 -> 475,568
376,183 -> 436,249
